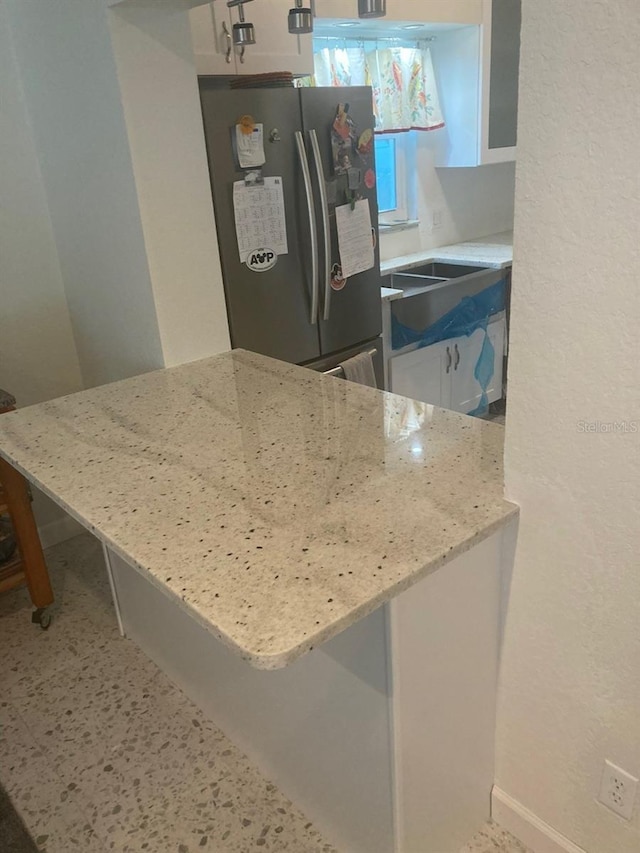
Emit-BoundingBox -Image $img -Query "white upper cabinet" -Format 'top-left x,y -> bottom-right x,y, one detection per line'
315,1 -> 482,25
233,0 -> 312,76
481,0 -> 521,160
189,1 -> 312,76
433,0 -> 521,166
313,0 -> 520,166
190,3 -> 235,75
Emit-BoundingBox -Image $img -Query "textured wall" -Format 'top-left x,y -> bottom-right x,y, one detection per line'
499,1 -> 640,851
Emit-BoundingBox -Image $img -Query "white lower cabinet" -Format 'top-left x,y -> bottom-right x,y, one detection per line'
389,317 -> 505,415
450,319 -> 505,413
389,338 -> 454,410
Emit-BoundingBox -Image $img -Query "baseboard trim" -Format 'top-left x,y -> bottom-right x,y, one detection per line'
492,787 -> 587,853
38,514 -> 84,550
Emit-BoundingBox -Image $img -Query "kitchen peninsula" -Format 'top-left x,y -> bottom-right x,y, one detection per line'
0,349 -> 518,853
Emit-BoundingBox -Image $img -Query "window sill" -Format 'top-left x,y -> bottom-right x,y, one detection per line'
378,220 -> 420,235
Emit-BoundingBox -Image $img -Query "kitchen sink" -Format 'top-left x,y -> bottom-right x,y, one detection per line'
394,262 -> 489,280
389,263 -> 505,346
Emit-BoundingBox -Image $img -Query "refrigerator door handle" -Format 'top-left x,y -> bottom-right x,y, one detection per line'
308,130 -> 332,322
295,131 -> 319,326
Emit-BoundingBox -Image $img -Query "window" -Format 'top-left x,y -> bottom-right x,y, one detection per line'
375,132 -> 417,227
309,37 -> 443,230
374,137 -> 397,213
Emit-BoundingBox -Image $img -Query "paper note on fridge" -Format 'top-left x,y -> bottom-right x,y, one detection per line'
335,200 -> 374,279
235,123 -> 266,169
233,177 -> 288,264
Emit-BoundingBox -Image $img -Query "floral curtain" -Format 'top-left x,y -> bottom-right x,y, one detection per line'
312,46 -> 445,134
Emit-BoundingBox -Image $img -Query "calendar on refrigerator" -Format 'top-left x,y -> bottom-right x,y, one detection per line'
233,177 -> 289,264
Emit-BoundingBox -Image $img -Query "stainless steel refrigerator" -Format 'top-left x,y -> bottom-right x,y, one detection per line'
198,81 -> 383,384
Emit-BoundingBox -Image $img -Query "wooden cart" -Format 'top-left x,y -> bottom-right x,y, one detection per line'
0,391 -> 53,628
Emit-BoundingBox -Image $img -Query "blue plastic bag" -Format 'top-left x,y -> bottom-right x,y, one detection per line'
391,279 -> 507,417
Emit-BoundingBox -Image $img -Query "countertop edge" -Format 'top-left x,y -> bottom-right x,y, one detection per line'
246,502 -> 519,669
0,445 -> 518,671
382,253 -> 513,276
380,232 -> 514,277
380,286 -> 405,303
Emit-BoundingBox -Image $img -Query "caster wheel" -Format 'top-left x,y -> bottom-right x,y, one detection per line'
31,608 -> 52,631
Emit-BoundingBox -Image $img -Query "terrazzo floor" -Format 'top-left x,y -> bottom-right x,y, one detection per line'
0,534 -> 530,853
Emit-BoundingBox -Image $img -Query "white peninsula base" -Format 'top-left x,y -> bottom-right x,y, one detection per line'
105,521 -> 516,853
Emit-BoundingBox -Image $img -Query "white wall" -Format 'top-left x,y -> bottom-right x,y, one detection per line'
0,3 -> 82,407
6,0 -> 230,388
498,2 -> 640,852
108,0 -> 231,367
0,1 -> 84,536
379,129 -> 516,261
3,0 -> 230,541
5,0 -> 166,389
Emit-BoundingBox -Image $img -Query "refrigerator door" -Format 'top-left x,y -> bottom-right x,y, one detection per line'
199,82 -> 321,364
299,87 -> 383,358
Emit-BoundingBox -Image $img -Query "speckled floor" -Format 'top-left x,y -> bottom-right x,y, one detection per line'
0,534 -> 530,853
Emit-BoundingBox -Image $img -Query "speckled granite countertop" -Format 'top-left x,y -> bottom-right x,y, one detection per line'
0,350 -> 517,670
381,286 -> 405,303
380,231 -> 513,278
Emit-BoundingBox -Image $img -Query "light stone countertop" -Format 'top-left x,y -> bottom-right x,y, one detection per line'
381,286 -> 405,303
0,350 -> 517,670
380,231 -> 514,278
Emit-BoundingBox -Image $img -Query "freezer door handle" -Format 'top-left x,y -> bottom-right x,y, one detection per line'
308,130 -> 332,322
295,131 -> 319,325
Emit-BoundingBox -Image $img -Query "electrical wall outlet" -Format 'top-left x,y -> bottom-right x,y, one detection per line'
598,760 -> 638,820
431,209 -> 443,231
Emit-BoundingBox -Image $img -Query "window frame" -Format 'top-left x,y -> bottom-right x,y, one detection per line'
374,135 -> 398,215
376,131 -> 418,227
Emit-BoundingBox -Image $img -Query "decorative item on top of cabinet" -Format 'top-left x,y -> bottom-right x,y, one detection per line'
433,0 -> 521,166
189,0 -> 313,77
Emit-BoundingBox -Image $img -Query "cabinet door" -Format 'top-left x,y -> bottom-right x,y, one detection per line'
449,319 -> 505,414
389,342 -> 453,409
434,1 -> 520,167
233,0 -> 312,76
487,317 -> 505,402
480,0 -> 521,163
189,3 -> 236,75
